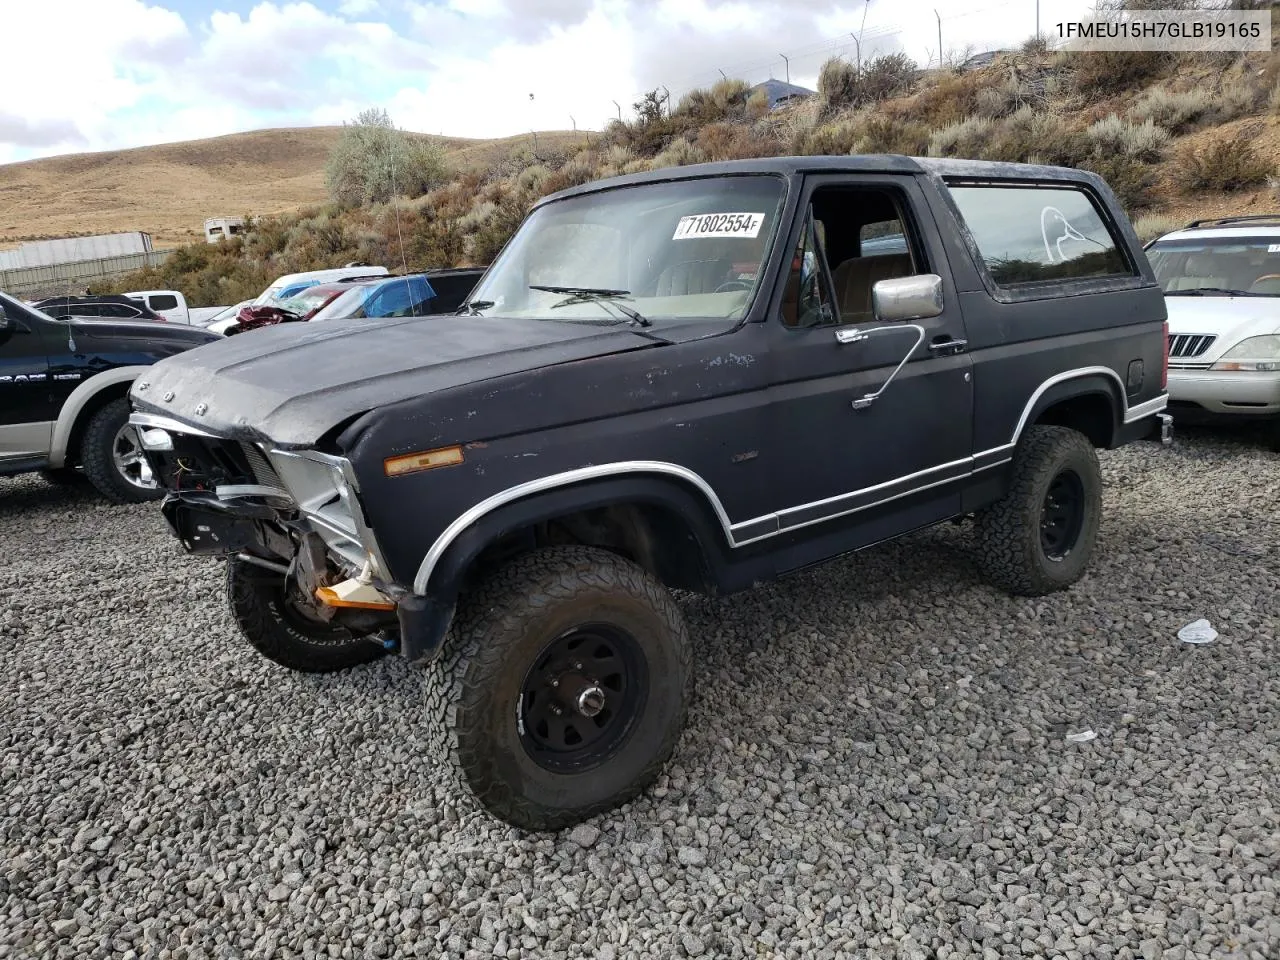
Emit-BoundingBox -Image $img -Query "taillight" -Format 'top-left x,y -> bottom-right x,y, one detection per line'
1161,319 -> 1169,390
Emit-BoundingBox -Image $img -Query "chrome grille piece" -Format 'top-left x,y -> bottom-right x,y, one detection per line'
1168,334 -> 1216,359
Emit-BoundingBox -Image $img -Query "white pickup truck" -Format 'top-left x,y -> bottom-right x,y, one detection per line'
125,289 -> 226,325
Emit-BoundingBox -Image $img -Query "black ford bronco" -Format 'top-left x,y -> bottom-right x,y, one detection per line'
130,157 -> 1171,830
0,291 -> 218,502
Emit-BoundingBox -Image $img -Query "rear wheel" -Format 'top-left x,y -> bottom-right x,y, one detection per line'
226,559 -> 389,673
80,398 -> 163,504
426,546 -> 692,831
975,425 -> 1102,596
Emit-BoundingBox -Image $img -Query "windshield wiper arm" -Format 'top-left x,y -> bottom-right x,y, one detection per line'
529,284 -> 653,327
460,299 -> 494,315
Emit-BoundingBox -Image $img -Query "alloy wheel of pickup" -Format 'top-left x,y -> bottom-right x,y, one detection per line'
80,398 -> 166,505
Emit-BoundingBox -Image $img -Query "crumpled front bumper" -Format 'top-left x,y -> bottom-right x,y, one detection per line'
160,491 -> 453,663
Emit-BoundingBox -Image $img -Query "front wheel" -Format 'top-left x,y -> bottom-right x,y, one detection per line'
426,546 -> 693,831
226,559 -> 389,672
80,397 -> 164,504
974,425 -> 1102,597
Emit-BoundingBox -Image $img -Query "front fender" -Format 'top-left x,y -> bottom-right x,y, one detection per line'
49,365 -> 149,467
396,469 -> 734,664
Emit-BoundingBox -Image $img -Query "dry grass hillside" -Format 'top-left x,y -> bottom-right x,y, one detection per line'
0,127 -> 588,249
52,34 -> 1280,308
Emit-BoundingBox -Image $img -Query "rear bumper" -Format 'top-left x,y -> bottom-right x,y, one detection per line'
1168,368 -> 1280,416
1116,412 -> 1173,447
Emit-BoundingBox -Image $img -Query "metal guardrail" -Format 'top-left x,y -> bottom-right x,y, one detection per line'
0,249 -> 174,299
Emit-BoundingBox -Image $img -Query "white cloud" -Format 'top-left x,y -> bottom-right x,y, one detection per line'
1,0 -> 189,151
2,0 -> 1103,162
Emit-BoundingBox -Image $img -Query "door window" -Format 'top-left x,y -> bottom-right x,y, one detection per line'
781,187 -> 923,328
780,211 -> 835,329
147,294 -> 179,311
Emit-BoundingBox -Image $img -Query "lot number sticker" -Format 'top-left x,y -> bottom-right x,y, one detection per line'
673,212 -> 765,240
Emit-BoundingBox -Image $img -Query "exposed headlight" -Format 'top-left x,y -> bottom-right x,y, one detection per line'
138,428 -> 174,451
1212,335 -> 1280,372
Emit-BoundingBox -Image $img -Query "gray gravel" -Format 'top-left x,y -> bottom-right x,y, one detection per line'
2,426 -> 1278,960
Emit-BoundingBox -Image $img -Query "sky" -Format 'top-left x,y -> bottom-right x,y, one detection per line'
2,0 -> 1094,164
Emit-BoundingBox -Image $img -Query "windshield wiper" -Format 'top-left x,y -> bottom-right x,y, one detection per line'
529,285 -> 653,327
459,299 -> 495,315
1165,287 -> 1258,297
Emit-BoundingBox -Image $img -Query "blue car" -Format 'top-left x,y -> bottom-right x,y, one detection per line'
308,269 -> 486,323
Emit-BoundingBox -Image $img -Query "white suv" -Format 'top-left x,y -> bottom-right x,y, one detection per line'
1146,216 -> 1280,449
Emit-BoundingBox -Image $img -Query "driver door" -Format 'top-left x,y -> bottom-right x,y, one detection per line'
0,300 -> 55,466
761,177 -> 975,569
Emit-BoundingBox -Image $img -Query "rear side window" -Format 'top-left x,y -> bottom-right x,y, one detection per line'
948,184 -> 1131,287
148,294 -> 179,311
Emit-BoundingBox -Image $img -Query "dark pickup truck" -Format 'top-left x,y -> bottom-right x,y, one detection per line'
0,292 -> 217,501
129,156 -> 1171,830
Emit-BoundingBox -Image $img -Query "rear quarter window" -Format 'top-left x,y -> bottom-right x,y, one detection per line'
947,184 -> 1133,287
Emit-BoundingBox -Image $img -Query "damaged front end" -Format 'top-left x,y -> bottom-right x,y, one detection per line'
131,412 -> 401,641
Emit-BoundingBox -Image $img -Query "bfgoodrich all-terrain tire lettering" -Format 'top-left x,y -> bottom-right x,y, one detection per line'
226,559 -> 388,673
975,425 -> 1102,597
80,397 -> 164,504
426,546 -> 693,831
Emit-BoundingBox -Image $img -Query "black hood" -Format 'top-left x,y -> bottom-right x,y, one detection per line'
70,317 -> 219,348
129,314 -> 663,447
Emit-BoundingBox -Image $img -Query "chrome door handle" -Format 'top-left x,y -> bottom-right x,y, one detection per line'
928,336 -> 968,356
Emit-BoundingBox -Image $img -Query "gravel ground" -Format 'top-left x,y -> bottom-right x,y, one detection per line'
2,426 -> 1278,960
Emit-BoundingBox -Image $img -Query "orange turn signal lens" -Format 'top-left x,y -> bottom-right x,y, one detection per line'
383,445 -> 464,478
315,585 -> 396,611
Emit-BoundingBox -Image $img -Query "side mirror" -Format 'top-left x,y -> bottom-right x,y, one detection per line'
871,274 -> 944,323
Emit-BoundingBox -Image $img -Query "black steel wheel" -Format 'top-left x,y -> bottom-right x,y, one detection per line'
425,546 -> 692,831
1039,469 -> 1085,561
975,425 -> 1102,596
518,623 -> 648,774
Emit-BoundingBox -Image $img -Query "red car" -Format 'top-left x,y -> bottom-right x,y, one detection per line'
229,281 -> 371,334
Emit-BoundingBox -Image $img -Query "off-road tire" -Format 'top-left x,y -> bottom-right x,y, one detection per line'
975,425 -> 1102,597
226,559 -> 389,673
80,397 -> 163,504
39,467 -> 84,486
425,546 -> 693,831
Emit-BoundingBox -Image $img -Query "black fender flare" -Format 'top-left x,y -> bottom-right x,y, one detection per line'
396,470 -> 735,664
1017,369 -> 1126,448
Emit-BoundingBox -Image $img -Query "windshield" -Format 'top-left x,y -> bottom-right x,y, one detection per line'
465,175 -> 786,324
1147,236 -> 1280,296
274,287 -> 339,316
257,281 -> 311,306
309,276 -> 436,321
